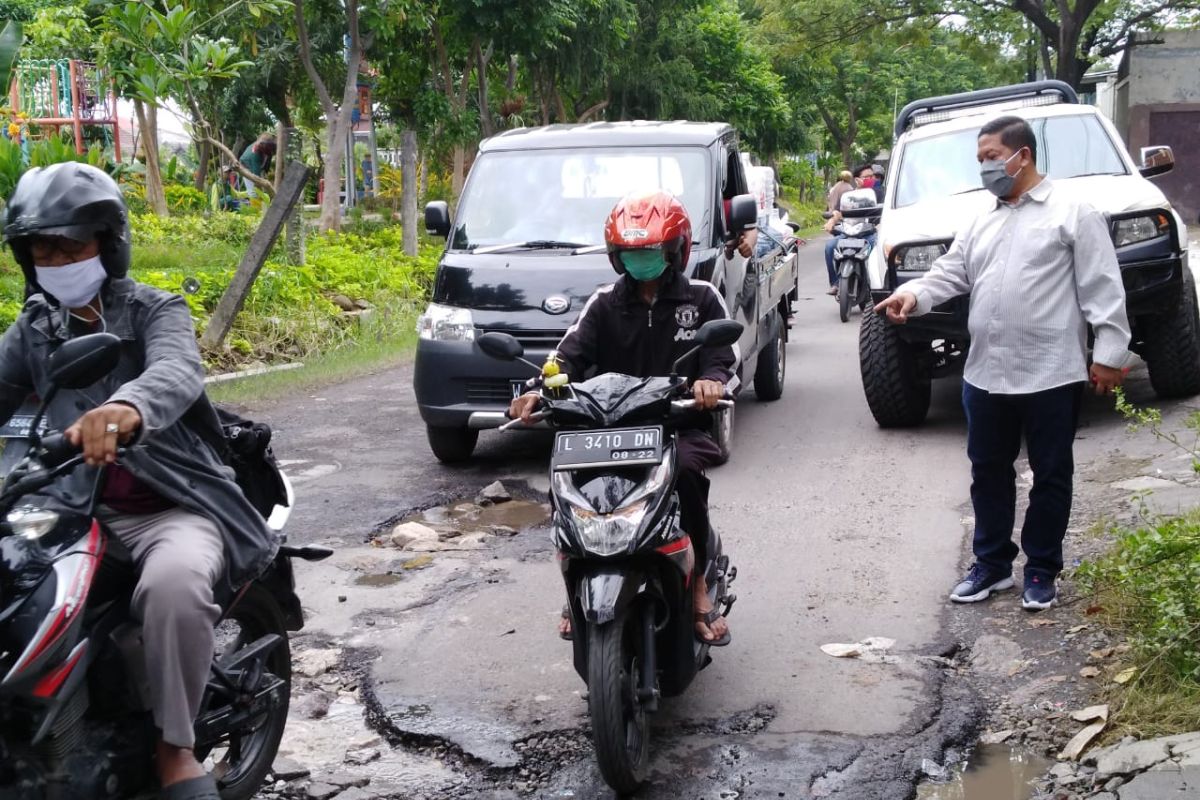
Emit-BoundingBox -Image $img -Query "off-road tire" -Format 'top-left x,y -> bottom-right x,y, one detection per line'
587,616 -> 649,795
195,583 -> 291,800
1141,268 -> 1200,399
754,317 -> 786,401
711,405 -> 734,465
859,309 -> 931,427
426,425 -> 478,463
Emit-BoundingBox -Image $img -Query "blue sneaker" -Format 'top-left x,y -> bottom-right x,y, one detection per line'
1021,573 -> 1057,611
949,564 -> 1014,603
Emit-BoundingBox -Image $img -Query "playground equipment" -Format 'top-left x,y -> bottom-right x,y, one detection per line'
7,59 -> 122,160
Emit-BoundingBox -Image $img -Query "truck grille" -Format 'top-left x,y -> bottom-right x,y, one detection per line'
476,328 -> 564,350
465,379 -> 518,404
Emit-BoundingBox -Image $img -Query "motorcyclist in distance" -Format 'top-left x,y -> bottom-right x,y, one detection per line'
510,191 -> 741,646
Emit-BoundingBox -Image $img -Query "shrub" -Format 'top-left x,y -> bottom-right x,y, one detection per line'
164,184 -> 208,214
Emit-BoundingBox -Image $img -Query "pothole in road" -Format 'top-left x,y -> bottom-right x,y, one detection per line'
406,498 -> 551,536
916,743 -> 1050,799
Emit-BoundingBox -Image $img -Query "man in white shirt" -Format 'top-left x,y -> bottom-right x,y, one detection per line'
874,115 -> 1130,611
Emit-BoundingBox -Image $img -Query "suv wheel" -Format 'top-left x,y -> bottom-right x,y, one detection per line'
859,310 -> 931,427
426,425 -> 479,463
1141,268 -> 1200,399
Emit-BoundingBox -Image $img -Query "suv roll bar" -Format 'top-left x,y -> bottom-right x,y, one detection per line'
894,80 -> 1079,140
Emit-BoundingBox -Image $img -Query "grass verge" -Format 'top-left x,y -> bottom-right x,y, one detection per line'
207,311 -> 418,406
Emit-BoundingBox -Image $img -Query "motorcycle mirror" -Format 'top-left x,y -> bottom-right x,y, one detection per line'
47,333 -> 122,390
727,194 -> 757,233
695,319 -> 743,349
477,332 -> 524,361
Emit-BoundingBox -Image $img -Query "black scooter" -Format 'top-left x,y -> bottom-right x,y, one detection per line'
477,319 -> 742,794
0,333 -> 330,800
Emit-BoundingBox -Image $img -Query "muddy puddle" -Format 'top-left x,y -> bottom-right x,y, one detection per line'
917,745 -> 1050,800
354,572 -> 403,587
407,499 -> 551,535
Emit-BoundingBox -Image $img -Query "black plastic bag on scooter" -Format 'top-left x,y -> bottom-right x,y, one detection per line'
213,406 -> 288,520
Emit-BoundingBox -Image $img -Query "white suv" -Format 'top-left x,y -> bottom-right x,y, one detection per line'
860,80 -> 1195,427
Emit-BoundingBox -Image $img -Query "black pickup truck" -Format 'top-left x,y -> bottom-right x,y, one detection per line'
415,121 -> 799,462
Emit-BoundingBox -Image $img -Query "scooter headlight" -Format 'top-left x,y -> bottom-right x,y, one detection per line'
568,499 -> 650,557
6,507 -> 60,540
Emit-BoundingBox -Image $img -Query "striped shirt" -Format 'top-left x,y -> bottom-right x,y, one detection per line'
904,177 -> 1131,394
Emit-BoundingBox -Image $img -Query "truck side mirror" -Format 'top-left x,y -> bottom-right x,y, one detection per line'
1139,146 -> 1174,179
425,201 -> 451,237
727,194 -> 757,234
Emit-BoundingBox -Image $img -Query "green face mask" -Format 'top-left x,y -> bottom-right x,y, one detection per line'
620,249 -> 667,281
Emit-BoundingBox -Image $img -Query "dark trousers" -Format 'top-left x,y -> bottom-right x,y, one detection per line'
675,428 -> 722,576
962,381 -> 1084,579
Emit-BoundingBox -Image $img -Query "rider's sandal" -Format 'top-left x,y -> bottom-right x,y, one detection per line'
694,609 -> 731,647
160,775 -> 221,800
559,604 -> 573,641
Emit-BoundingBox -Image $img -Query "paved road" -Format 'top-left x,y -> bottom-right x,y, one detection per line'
248,240 -> 1134,798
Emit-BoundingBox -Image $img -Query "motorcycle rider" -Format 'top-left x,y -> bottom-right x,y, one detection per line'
510,190 -> 740,645
0,163 -> 278,800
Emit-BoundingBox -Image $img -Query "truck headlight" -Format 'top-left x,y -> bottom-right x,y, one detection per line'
889,242 -> 949,272
416,303 -> 475,342
1111,213 -> 1170,247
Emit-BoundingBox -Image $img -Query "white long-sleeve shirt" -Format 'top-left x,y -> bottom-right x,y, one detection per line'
903,177 -> 1131,394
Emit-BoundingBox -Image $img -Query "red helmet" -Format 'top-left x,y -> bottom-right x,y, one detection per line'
603,191 -> 692,276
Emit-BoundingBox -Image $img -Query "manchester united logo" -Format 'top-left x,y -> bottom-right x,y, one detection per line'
675,304 -> 699,328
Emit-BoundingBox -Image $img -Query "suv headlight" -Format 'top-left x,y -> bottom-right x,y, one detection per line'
888,242 -> 949,272
7,507 -> 60,540
416,303 -> 475,342
1111,213 -> 1170,247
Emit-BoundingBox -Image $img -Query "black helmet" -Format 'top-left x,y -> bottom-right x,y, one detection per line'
4,162 -> 131,291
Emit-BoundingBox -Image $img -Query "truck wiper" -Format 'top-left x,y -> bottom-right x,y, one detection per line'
473,240 -> 592,254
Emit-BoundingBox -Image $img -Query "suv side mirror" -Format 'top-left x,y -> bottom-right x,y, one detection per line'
727,194 -> 757,234
48,333 -> 121,390
425,201 -> 451,237
476,332 -> 524,361
1139,146 -> 1174,179
695,319 -> 743,349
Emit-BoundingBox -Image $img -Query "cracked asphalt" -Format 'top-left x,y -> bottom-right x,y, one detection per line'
242,241 -> 1160,799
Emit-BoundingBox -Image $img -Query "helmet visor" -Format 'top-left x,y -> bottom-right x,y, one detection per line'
619,249 -> 667,281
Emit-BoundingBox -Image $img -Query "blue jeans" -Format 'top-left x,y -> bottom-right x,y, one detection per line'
962,381 -> 1083,579
824,236 -> 840,286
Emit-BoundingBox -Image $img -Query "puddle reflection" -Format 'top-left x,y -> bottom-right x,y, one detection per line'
917,745 -> 1050,800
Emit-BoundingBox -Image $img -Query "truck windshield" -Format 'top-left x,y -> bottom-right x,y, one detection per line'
893,113 -> 1129,208
449,147 -> 710,251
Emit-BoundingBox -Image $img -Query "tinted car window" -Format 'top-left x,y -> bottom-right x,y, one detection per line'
893,113 -> 1128,208
451,147 -> 710,250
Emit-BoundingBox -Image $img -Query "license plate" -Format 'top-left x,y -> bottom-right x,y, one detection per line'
551,427 -> 664,471
0,415 -> 45,439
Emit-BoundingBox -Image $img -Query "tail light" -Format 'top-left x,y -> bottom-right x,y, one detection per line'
2,521 -> 103,684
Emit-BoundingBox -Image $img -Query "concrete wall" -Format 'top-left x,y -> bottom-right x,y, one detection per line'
1122,31 -> 1200,224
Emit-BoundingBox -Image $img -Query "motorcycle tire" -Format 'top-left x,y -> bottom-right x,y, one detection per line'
195,583 -> 292,800
588,614 -> 649,795
838,275 -> 852,323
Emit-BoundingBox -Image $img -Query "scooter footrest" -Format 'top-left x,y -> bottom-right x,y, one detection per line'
721,594 -> 737,617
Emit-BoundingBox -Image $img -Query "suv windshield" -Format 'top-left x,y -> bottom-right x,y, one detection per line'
450,147 -> 710,251
893,113 -> 1128,208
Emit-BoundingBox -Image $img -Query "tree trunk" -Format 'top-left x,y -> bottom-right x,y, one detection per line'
475,39 -> 494,138
194,138 -> 211,192
135,99 -> 169,217
319,120 -> 344,232
451,146 -> 466,198
274,123 -> 289,191
401,129 -> 418,257
417,155 -> 428,203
